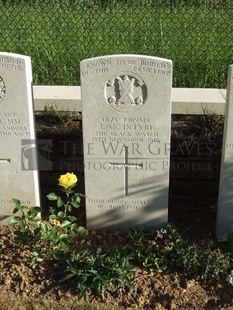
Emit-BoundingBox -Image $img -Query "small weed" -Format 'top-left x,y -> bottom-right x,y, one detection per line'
43,105 -> 76,126
199,107 -> 224,139
128,226 -> 173,272
128,225 -> 232,283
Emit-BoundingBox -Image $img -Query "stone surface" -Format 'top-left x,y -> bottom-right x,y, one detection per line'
0,52 -> 40,223
217,64 -> 233,239
81,54 -> 172,230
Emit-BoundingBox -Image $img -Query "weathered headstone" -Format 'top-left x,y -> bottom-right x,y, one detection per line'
216,64 -> 233,239
81,54 -> 172,230
0,52 -> 40,223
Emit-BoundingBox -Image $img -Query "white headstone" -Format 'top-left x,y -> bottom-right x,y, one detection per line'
0,52 -> 40,223
217,64 -> 233,239
81,54 -> 172,230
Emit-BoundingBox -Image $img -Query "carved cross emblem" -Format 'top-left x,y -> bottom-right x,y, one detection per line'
0,158 -> 11,163
109,145 -> 143,196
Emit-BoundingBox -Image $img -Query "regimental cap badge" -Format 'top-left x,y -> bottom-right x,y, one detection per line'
105,73 -> 147,113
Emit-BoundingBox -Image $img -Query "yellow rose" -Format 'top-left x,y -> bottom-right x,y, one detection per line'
58,172 -> 78,188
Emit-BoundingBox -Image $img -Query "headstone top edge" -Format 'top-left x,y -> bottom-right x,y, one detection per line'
229,65 -> 233,76
0,52 -> 31,62
0,52 -> 32,81
81,54 -> 172,65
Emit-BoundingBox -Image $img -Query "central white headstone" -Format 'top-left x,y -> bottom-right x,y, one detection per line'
0,52 -> 40,223
81,54 -> 172,230
217,64 -> 233,239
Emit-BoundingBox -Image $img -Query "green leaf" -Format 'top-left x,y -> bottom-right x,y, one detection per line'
15,204 -> 29,211
40,222 -> 48,233
71,223 -> 78,231
49,207 -> 55,214
59,234 -> 69,244
59,273 -> 75,283
12,198 -> 21,207
49,215 -> 57,222
77,226 -> 86,234
61,220 -> 71,228
47,193 -> 58,201
57,211 -> 65,218
67,215 -> 77,222
32,216 -> 41,222
52,251 -> 61,260
72,194 -> 81,204
32,206 -> 42,213
13,207 -> 19,214
71,194 -> 81,208
71,201 -> 80,208
7,217 -> 20,226
57,197 -> 63,208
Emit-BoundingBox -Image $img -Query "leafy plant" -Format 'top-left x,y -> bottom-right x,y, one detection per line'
166,227 -> 232,283
201,248 -> 231,281
8,172 -> 86,262
128,225 -> 232,283
8,199 -> 41,246
7,172 -> 136,297
55,246 -> 134,298
128,226 -> 173,272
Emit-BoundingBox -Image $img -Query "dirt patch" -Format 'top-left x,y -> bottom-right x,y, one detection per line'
0,225 -> 233,309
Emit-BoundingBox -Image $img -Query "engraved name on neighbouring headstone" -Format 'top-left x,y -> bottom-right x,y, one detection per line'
0,52 -> 40,223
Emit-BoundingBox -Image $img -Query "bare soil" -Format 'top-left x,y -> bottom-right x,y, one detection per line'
0,224 -> 233,310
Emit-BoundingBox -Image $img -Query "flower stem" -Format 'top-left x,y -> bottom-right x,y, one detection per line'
64,189 -> 70,217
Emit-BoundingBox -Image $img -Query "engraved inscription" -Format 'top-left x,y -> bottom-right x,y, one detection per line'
93,116 -> 160,144
0,112 -> 30,137
0,198 -> 31,205
81,58 -> 171,77
105,73 -> 147,113
0,57 -> 24,72
0,76 -> 6,103
87,198 -> 150,211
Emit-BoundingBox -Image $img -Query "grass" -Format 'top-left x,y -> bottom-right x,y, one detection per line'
0,0 -> 232,87
0,292 -> 106,310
